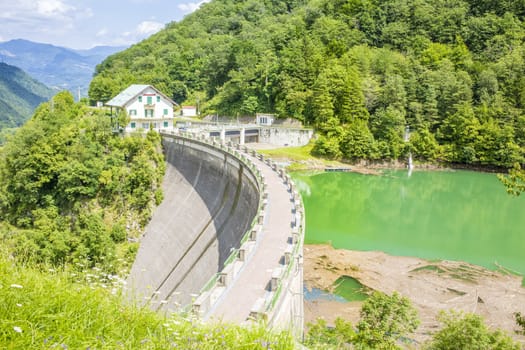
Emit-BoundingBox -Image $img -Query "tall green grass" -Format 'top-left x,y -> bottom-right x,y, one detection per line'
0,253 -> 294,349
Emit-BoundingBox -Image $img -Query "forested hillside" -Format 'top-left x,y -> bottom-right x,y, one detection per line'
90,0 -> 525,167
0,62 -> 54,131
0,92 -> 165,272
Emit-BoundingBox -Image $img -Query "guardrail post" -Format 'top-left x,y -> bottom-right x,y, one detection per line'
284,245 -> 293,265
292,229 -> 300,244
249,298 -> 267,321
250,227 -> 258,241
271,268 -> 283,291
257,212 -> 265,225
238,248 -> 246,262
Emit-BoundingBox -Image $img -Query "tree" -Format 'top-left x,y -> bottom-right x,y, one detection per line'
305,291 -> 419,349
355,291 -> 419,349
305,317 -> 355,348
499,163 -> 525,196
427,311 -> 519,350
340,120 -> 377,161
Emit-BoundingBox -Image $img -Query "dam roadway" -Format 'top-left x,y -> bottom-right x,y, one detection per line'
207,151 -> 296,322
128,131 -> 304,335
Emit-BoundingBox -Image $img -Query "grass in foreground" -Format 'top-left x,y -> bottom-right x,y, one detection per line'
0,253 -> 294,349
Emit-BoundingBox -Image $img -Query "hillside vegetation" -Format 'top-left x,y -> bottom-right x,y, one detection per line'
90,0 -> 525,168
0,62 -> 54,133
0,91 -> 164,273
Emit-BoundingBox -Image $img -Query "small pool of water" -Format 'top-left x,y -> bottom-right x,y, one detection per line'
304,277 -> 370,303
333,276 -> 370,301
303,286 -> 347,303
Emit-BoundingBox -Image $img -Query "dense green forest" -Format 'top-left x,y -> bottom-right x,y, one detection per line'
0,91 -> 164,272
90,0 -> 525,168
0,62 -> 54,137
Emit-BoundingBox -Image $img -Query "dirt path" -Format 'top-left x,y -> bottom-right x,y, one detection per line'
304,244 -> 525,344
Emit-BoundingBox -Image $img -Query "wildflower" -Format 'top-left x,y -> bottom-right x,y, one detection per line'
10,284 -> 23,289
16,303 -> 22,307
13,326 -> 22,333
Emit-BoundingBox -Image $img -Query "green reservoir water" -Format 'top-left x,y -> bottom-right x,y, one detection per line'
293,170 -> 525,276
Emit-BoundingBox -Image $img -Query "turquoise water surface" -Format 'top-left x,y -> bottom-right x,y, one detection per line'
293,170 -> 525,276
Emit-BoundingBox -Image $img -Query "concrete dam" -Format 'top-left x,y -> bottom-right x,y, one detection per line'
128,132 -> 304,335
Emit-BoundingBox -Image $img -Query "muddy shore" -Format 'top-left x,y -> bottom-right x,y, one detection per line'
304,244 -> 525,345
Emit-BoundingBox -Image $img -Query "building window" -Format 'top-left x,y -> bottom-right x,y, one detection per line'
145,109 -> 154,118
128,109 -> 137,116
152,123 -> 157,129
130,122 -> 136,129
157,96 -> 161,102
142,123 -> 149,129
147,96 -> 153,105
163,109 -> 168,115
138,96 -> 142,103
163,121 -> 168,128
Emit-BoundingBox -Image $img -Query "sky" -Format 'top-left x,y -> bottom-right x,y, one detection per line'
0,0 -> 211,49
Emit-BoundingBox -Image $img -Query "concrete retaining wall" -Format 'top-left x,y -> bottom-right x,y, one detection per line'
259,127 -> 313,147
128,134 -> 260,310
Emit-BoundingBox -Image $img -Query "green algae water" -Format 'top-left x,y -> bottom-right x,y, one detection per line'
293,170 -> 525,277
333,276 -> 370,301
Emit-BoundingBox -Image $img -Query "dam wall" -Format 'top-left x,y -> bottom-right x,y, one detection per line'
128,134 -> 261,309
128,131 -> 304,338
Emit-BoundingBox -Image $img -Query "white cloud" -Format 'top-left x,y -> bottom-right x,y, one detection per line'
0,0 -> 92,45
136,21 -> 164,35
178,0 -> 211,13
36,0 -> 73,18
96,28 -> 108,37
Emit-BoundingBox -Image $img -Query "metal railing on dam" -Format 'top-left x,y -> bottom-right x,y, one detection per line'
128,129 -> 305,337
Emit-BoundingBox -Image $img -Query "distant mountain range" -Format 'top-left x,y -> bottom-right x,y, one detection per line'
0,39 -> 126,98
0,62 -> 54,131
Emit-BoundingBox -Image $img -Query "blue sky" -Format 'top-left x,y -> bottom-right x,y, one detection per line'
0,0 -> 210,49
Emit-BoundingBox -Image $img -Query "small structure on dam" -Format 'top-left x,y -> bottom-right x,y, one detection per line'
128,130 -> 305,337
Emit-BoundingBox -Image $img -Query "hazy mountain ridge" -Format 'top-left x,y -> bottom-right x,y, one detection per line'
0,62 -> 54,130
0,39 -> 126,95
